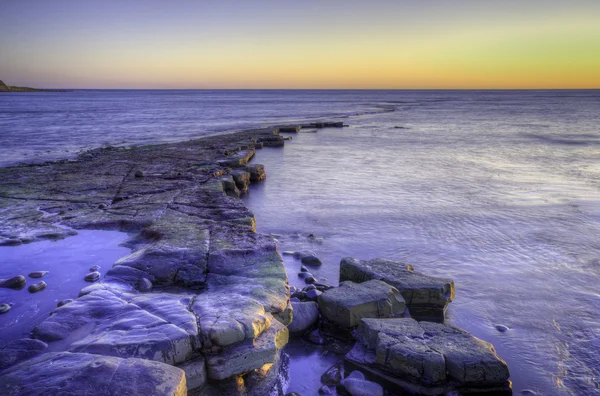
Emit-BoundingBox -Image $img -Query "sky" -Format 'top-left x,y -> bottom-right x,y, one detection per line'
0,0 -> 599,89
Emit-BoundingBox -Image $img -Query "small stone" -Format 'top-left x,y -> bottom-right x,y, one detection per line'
290,286 -> 298,294
495,325 -> 509,333
321,362 -> 344,385
138,277 -> 153,292
98,203 -> 107,209
0,275 -> 27,289
84,271 -> 101,282
0,303 -> 11,314
341,376 -> 384,396
301,254 -> 322,266
28,271 -> 49,279
305,289 -> 322,301
305,276 -> 317,285
298,271 -> 311,278
282,251 -> 295,256
134,170 -> 144,178
319,385 -> 335,395
303,285 -> 316,292
28,281 -> 46,293
57,299 -> 73,307
89,265 -> 101,272
300,265 -> 309,272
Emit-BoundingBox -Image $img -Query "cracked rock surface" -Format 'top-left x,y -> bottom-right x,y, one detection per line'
0,128 -> 290,394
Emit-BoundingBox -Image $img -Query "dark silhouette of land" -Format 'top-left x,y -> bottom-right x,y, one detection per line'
0,80 -> 67,92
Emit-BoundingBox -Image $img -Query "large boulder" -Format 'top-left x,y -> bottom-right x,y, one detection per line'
340,257 -> 454,322
317,280 -> 406,328
0,352 -> 186,396
345,318 -> 511,395
287,301 -> 319,335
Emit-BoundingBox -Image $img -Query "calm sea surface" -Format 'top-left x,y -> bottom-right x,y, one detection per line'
1,90 -> 600,395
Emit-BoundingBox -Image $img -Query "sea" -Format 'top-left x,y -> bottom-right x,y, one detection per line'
1,90 -> 600,395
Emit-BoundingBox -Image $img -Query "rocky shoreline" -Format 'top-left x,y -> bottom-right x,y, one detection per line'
0,123 -> 510,395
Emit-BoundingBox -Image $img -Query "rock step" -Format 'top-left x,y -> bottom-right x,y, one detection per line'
340,257 -> 454,322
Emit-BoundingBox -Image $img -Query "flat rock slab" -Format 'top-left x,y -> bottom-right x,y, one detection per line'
318,280 -> 406,328
346,318 -> 510,395
340,257 -> 454,322
0,352 -> 186,396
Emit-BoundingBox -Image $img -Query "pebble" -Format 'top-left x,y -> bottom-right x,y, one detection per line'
0,275 -> 27,289
28,271 -> 49,279
303,284 -> 316,292
0,303 -> 11,314
301,255 -> 322,266
89,265 -> 101,272
134,170 -> 144,178
298,272 -> 314,280
305,289 -> 322,301
138,277 -> 152,292
57,299 -> 74,307
28,281 -> 47,293
300,265 -> 309,272
495,325 -> 510,333
84,271 -> 101,282
321,362 -> 344,385
305,276 -> 318,284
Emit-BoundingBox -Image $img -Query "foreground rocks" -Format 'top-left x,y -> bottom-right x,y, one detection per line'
0,127 -> 294,394
345,318 -> 511,395
340,257 -> 455,322
0,352 -> 187,395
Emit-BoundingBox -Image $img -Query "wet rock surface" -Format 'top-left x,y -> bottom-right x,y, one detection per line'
0,127 -> 290,394
0,276 -> 26,289
345,318 -> 511,395
340,257 -> 455,322
0,352 -> 187,396
288,301 -> 319,336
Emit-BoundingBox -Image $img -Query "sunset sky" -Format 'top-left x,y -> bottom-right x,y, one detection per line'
1,0 -> 599,89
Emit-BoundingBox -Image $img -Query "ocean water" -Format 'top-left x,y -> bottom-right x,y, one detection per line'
1,90 -> 600,395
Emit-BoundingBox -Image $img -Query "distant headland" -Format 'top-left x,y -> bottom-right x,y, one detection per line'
0,80 -> 68,92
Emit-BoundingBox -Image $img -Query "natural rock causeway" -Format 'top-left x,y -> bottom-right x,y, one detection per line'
0,123 -> 510,395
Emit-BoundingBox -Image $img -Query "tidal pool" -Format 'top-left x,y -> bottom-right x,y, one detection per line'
0,230 -> 130,346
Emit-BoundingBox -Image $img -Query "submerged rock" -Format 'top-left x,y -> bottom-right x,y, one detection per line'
27,281 -> 46,293
288,301 -> 319,336
84,271 -> 101,282
134,170 -> 145,178
321,361 -> 344,385
341,373 -> 384,396
0,275 -> 26,289
318,280 -> 406,328
28,271 -> 49,278
340,257 -> 454,322
138,277 -> 153,292
89,265 -> 101,272
0,303 -> 11,314
345,318 -> 511,394
495,324 -> 510,333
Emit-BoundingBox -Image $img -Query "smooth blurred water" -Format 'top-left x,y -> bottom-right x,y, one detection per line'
1,90 -> 599,395
0,90 -> 389,167
242,90 -> 600,395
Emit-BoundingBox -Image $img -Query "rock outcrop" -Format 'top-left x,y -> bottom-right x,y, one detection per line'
345,318 -> 511,395
0,127 -> 291,394
0,79 -> 66,92
340,257 -> 455,322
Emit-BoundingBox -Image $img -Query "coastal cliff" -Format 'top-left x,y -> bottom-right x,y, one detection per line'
0,79 -> 66,92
